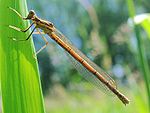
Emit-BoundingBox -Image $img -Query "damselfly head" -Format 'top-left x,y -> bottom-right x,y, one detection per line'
25,10 -> 36,20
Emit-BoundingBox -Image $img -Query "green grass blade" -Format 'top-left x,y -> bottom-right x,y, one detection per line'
127,0 -> 150,110
0,0 -> 45,113
133,13 -> 150,39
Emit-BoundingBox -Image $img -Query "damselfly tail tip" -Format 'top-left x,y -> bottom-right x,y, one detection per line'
122,97 -> 130,106
116,91 -> 130,105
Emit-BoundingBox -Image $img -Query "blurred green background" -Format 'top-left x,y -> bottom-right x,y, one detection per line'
26,0 -> 149,113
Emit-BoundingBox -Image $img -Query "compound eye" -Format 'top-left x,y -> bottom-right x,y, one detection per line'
29,10 -> 35,15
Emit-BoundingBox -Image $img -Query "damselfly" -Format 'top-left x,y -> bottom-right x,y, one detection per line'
8,7 -> 130,105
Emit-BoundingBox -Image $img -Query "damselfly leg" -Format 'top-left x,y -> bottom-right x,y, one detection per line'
9,25 -> 49,55
8,7 -> 28,20
9,23 -> 34,33
9,25 -> 36,41
35,28 -> 49,55
8,6 -> 36,41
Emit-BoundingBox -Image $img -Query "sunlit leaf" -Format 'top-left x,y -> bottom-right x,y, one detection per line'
0,0 -> 45,113
131,13 -> 150,39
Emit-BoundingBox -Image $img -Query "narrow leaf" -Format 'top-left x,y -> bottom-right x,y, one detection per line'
0,0 -> 45,113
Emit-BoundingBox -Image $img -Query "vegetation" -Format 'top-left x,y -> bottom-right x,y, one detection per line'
0,0 -> 149,113
0,0 -> 45,113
